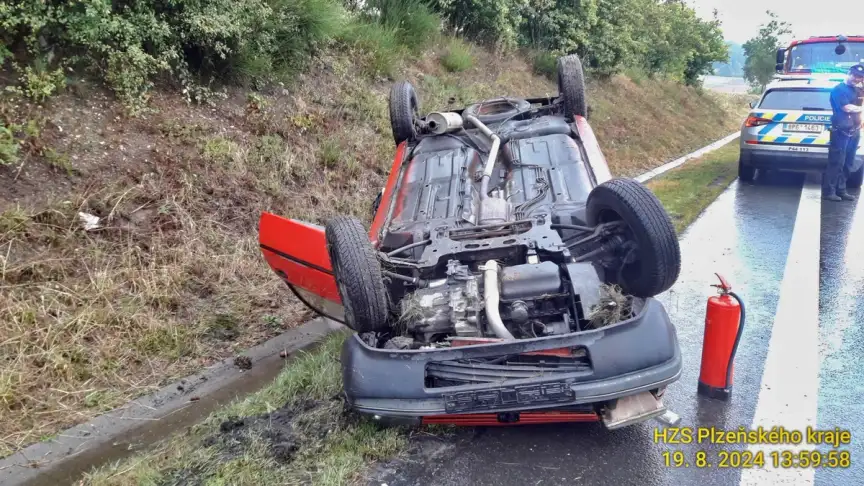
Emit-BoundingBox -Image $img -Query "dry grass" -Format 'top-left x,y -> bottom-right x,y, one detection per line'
588,76 -> 749,176
0,40 -> 746,460
587,284 -> 633,328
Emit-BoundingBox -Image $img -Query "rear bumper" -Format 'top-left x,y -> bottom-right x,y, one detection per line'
747,149 -> 830,170
341,298 -> 681,419
740,143 -> 864,172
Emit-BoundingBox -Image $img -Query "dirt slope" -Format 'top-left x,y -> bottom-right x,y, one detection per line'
0,43 -> 747,457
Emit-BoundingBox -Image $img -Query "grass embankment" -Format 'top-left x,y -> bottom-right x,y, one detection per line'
644,142 -> 741,233
0,40 -> 746,460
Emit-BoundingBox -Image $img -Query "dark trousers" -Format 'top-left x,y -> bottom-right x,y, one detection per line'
823,128 -> 860,196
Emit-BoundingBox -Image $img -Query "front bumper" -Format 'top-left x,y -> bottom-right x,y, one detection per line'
341,298 -> 681,419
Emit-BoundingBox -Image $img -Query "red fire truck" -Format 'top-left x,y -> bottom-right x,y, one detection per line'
776,35 -> 864,76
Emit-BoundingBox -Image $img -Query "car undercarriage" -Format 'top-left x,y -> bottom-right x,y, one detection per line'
260,54 -> 684,428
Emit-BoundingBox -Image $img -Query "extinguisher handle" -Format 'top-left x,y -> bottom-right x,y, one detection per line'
711,273 -> 732,293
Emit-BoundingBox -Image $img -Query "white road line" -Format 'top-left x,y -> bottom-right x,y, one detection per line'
739,174 -> 822,486
634,132 -> 741,183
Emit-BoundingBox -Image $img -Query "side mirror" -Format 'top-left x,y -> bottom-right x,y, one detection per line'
776,48 -> 786,65
776,63 -> 784,72
749,100 -> 757,109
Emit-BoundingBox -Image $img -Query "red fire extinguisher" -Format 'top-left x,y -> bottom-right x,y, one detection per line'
698,273 -> 746,401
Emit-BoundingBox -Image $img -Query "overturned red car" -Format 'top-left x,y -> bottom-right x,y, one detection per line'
259,54 -> 683,429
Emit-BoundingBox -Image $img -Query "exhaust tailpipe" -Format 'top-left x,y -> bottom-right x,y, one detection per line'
463,115 -> 501,202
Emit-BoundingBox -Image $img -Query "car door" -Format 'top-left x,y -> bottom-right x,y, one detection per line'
258,212 -> 345,320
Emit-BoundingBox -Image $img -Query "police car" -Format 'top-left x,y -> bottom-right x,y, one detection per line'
739,75 -> 864,186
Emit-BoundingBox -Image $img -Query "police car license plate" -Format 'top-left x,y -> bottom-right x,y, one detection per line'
784,123 -> 823,133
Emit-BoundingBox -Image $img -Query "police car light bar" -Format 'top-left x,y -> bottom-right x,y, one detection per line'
773,74 -> 845,83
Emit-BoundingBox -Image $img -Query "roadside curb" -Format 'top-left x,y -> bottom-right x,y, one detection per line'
0,317 -> 343,486
634,132 -> 741,183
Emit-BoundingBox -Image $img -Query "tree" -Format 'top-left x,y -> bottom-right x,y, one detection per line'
743,11 -> 792,91
682,10 -> 728,85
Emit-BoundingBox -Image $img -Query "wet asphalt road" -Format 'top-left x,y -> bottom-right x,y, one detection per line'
816,180 -> 864,486
370,171 -> 863,486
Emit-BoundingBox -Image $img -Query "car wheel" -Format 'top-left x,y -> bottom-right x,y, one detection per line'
325,216 -> 390,333
848,163 -> 864,188
557,54 -> 588,119
586,178 -> 681,297
738,160 -> 756,183
389,81 -> 419,146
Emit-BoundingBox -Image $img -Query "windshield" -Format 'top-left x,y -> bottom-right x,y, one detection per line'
759,89 -> 832,111
788,42 -> 864,73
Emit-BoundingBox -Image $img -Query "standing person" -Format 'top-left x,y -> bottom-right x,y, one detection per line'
825,64 -> 864,202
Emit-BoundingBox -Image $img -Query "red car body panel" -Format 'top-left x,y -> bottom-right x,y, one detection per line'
369,141 -> 408,247
258,213 -> 341,304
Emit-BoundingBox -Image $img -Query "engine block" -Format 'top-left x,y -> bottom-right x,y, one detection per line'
402,260 -> 483,340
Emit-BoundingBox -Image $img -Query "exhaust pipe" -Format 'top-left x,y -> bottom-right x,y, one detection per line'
463,115 -> 501,201
483,260 -> 515,340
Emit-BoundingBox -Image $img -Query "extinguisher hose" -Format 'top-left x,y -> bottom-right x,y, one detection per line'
725,291 -> 746,389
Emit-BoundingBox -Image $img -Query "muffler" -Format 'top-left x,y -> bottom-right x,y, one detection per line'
601,391 -> 668,430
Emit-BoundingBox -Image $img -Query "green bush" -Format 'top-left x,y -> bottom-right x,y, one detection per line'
14,62 -> 66,103
339,22 -> 404,77
431,0 -> 727,82
440,39 -> 473,72
0,125 -> 19,166
367,0 -> 441,52
339,0 -> 442,77
531,51 -> 557,80
432,0 -> 520,51
0,0 -> 346,108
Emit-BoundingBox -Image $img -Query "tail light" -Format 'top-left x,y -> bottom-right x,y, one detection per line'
745,115 -> 773,127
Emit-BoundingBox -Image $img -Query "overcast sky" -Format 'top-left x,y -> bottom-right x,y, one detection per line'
688,0 -> 864,44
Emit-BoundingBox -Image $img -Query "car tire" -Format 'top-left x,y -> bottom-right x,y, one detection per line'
462,97 -> 532,125
738,157 -> 756,183
848,163 -> 864,188
325,216 -> 390,333
557,54 -> 588,120
389,81 -> 419,146
586,178 -> 681,298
